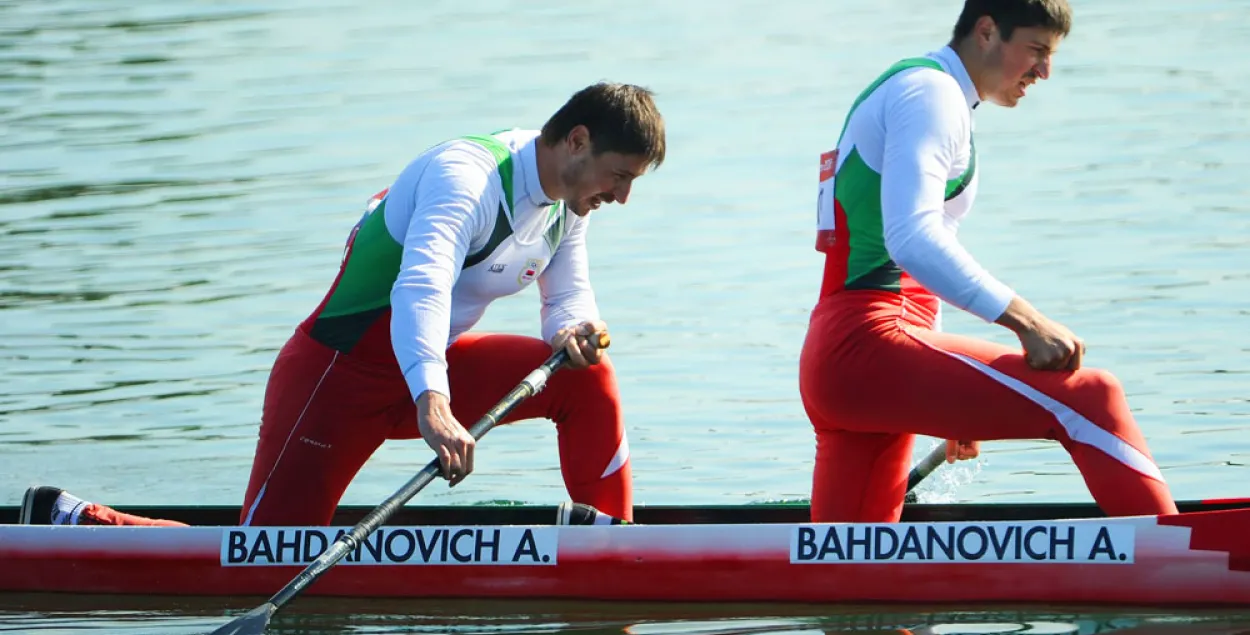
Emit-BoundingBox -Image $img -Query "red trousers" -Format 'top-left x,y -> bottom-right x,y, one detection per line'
77,506 -> 185,527
239,328 -> 631,525
799,291 -> 1177,523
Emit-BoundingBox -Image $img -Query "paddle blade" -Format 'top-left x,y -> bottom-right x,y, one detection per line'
207,603 -> 276,635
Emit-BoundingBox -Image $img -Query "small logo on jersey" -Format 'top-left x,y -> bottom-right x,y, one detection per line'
488,263 -> 506,273
518,258 -> 543,284
819,149 -> 838,180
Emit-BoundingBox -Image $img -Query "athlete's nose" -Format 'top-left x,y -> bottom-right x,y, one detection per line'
1035,55 -> 1052,81
612,181 -> 632,205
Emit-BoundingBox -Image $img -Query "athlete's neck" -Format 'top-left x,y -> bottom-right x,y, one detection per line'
534,141 -> 565,202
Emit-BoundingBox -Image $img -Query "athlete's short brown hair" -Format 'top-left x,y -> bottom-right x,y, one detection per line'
541,82 -> 666,170
951,0 -> 1072,43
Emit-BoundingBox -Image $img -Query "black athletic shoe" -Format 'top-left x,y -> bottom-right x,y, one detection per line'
556,501 -> 629,525
19,486 -> 65,525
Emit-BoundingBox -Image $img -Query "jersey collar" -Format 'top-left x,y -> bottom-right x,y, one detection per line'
931,45 -> 981,111
518,135 -> 557,207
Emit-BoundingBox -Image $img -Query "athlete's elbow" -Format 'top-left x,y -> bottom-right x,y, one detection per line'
391,272 -> 454,300
884,232 -> 923,272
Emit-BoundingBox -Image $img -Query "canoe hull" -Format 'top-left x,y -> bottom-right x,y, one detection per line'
2,506 -> 1248,605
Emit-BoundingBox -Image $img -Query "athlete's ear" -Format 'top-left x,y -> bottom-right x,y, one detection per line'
975,15 -> 998,49
566,125 -> 591,156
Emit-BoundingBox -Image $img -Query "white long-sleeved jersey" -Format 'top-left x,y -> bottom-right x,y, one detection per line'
816,46 -> 1014,323
304,129 -> 597,402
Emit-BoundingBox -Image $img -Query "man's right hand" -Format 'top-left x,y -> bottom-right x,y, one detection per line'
416,391 -> 475,486
995,296 -> 1085,371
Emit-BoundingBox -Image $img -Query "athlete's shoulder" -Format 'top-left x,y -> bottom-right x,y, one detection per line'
393,140 -> 498,207
402,141 -> 499,199
482,128 -> 541,150
878,62 -> 970,135
450,128 -> 539,157
884,60 -> 966,107
427,129 -> 536,170
429,137 -> 501,168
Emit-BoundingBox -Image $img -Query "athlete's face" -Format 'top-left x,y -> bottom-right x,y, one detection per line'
980,22 -> 1063,107
558,127 -> 650,217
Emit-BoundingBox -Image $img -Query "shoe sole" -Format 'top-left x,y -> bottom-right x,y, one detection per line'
18,488 -> 36,525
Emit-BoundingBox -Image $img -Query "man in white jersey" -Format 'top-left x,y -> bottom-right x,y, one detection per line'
20,82 -> 664,527
799,0 -> 1179,522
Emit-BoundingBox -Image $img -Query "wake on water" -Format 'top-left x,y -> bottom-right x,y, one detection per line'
910,439 -> 985,505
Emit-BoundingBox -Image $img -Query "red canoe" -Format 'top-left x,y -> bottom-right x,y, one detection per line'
1,500 -> 1247,605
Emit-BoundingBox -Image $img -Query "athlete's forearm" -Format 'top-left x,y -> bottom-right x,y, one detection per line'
886,213 -> 1014,322
993,295 -> 1044,334
392,286 -> 455,401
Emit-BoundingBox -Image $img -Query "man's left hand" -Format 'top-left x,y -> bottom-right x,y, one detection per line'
945,439 -> 980,463
551,320 -> 609,369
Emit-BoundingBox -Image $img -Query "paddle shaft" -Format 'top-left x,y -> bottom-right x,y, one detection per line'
267,344 -> 588,610
908,444 -> 948,492
211,332 -> 608,634
903,444 -> 948,504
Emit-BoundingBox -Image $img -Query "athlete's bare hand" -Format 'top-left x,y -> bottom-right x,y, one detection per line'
416,390 -> 474,486
1018,318 -> 1084,371
550,320 -> 610,369
945,439 -> 980,463
996,297 -> 1085,371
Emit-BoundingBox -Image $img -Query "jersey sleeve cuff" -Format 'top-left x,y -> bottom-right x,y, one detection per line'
403,360 -> 451,404
967,277 -> 1015,323
541,317 -> 582,346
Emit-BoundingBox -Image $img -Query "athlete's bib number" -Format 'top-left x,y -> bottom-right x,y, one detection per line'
817,149 -> 838,231
815,149 -> 839,252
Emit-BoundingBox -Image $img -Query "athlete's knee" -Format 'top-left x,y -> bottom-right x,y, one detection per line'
544,359 -> 622,427
1073,367 -> 1127,409
564,359 -> 621,402
804,397 -> 844,434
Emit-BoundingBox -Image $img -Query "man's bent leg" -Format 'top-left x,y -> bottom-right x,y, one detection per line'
547,356 -> 631,519
80,504 -> 188,527
437,333 -> 633,521
240,330 -> 400,526
19,485 -> 187,527
809,425 -> 913,523
907,328 -> 1177,517
804,319 -> 1176,521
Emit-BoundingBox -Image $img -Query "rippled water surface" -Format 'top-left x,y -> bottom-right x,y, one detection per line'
2,0 -> 1250,632
3,597 -> 1250,635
